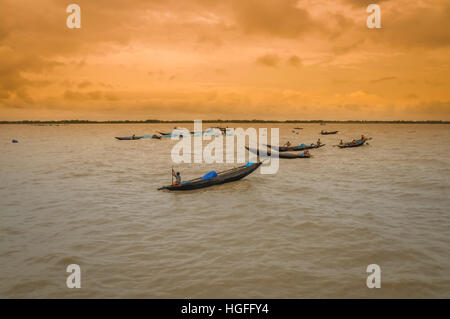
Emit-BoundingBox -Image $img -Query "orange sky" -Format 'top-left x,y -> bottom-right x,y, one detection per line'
0,0 -> 449,120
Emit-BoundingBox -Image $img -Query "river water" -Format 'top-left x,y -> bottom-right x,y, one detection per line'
0,123 -> 449,298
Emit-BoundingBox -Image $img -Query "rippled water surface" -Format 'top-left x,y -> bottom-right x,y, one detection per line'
0,123 -> 449,298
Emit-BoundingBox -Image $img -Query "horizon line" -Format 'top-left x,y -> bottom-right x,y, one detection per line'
1,120 -> 449,124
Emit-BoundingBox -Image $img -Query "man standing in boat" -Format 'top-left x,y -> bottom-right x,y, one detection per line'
172,168 -> 181,185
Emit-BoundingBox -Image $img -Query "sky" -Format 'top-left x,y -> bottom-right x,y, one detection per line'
0,0 -> 449,121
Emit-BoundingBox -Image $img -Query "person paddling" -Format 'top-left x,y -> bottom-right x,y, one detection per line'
172,168 -> 181,185
316,138 -> 321,146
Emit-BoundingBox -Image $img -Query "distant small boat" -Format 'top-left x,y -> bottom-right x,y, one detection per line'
266,143 -> 325,152
159,130 -> 218,137
321,130 -> 339,135
115,136 -> 143,140
12,139 -> 18,143
246,147 -> 310,159
294,127 -> 303,130
158,162 -> 262,191
337,138 -> 372,148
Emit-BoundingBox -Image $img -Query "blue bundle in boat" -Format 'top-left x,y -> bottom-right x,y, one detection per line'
202,171 -> 218,180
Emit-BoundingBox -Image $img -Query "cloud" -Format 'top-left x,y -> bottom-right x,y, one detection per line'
1,0 -> 449,120
370,76 -> 397,83
366,1 -> 450,49
230,0 -> 318,38
404,100 -> 450,116
63,90 -> 103,101
255,54 -> 280,67
0,46 -> 61,101
77,81 -> 92,89
287,55 -> 302,67
342,0 -> 391,8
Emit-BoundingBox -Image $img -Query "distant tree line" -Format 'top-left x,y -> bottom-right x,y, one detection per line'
0,119 -> 448,124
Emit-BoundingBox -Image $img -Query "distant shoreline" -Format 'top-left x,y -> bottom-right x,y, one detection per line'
0,120 -> 449,124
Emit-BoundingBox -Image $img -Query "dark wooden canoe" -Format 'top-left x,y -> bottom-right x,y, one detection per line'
158,162 -> 262,191
265,143 -> 325,152
115,136 -> 143,140
337,138 -> 371,148
246,147 -> 310,159
321,131 -> 339,135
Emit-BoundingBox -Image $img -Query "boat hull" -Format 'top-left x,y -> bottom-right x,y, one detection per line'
337,138 -> 370,148
115,136 -> 143,140
158,162 -> 262,191
266,143 -> 325,152
321,131 -> 339,135
246,147 -> 310,158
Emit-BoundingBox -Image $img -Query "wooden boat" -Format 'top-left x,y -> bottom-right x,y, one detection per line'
158,162 -> 262,191
265,143 -> 325,152
115,136 -> 143,140
337,137 -> 371,148
321,130 -> 339,135
245,147 -> 310,158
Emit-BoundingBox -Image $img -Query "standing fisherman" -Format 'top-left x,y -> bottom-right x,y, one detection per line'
172,168 -> 181,185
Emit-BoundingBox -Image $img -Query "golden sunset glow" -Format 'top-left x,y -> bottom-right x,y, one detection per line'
1,0 -> 450,120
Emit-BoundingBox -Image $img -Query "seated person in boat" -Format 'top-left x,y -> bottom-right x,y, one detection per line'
316,138 -> 321,146
304,150 -> 310,156
361,135 -> 365,141
172,169 -> 181,185
283,141 -> 292,147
